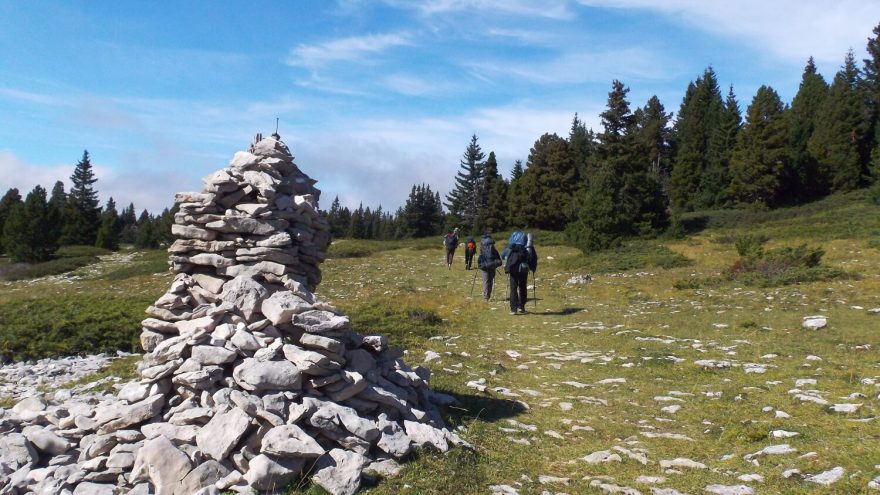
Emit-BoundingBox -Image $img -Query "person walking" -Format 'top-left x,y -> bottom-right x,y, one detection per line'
477,232 -> 502,300
464,236 -> 477,270
443,227 -> 460,270
502,230 -> 536,314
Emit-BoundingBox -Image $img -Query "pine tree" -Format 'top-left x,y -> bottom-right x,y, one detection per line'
401,184 -> 444,237
63,150 -> 101,245
509,133 -> 576,230
668,68 -> 726,211
0,188 -> 23,254
729,86 -> 789,207
568,113 -> 594,190
347,204 -> 366,239
444,135 -> 486,231
633,95 -> 673,189
327,196 -> 348,238
808,50 -> 870,192
481,151 -> 508,233
135,210 -> 157,248
510,160 -> 524,181
784,58 -> 829,202
567,81 -> 668,250
863,22 -> 880,180
4,185 -> 58,262
701,85 -> 742,207
119,202 -> 138,244
95,197 -> 121,250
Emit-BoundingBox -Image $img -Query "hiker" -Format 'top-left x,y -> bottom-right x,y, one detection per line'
477,232 -> 502,300
502,230 -> 537,314
443,227 -> 460,270
464,236 -> 477,270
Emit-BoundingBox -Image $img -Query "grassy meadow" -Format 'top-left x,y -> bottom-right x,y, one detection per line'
1,190 -> 879,494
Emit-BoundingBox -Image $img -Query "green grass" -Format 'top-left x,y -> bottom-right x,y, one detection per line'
104,249 -> 168,280
559,239 -> 693,273
0,245 -> 111,281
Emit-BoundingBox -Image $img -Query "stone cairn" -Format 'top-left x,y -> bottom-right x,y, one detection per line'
0,135 -> 465,495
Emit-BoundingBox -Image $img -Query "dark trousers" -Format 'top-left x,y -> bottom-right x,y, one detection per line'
465,249 -> 475,269
509,273 -> 528,311
482,269 -> 495,299
445,248 -> 455,265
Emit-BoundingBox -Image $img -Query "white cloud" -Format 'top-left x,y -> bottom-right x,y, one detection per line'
575,0 -> 880,67
286,33 -> 412,69
384,0 -> 574,20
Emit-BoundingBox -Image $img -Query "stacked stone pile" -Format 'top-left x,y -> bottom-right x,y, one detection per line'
0,135 -> 465,495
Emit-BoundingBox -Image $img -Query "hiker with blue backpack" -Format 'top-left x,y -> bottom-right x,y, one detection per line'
477,232 -> 503,300
502,231 -> 538,314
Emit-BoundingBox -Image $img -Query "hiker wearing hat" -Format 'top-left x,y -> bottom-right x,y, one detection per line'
502,230 -> 537,314
443,227 -> 460,270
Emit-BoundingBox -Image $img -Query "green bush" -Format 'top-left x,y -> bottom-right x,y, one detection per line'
0,256 -> 98,281
343,300 -> 446,351
561,240 -> 692,273
734,234 -> 769,258
0,294 -> 148,361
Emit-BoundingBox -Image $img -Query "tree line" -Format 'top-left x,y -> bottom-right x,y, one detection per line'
0,151 -> 174,263
439,24 -> 880,251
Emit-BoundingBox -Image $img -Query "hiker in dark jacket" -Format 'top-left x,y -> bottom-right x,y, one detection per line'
477,233 -> 502,300
464,236 -> 477,270
502,230 -> 536,314
442,227 -> 460,270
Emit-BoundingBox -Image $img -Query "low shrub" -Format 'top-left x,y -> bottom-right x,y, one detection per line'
343,300 -> 446,351
561,240 -> 693,273
0,256 -> 98,281
0,293 -> 148,361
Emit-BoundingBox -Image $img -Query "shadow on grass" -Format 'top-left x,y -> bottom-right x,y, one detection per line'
536,307 -> 585,316
437,388 -> 526,425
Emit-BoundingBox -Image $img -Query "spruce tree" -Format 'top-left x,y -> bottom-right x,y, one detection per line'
567,81 -> 668,250
347,204 -> 366,239
134,210 -> 157,248
327,196 -> 348,238
510,160 -> 524,181
444,135 -> 485,231
63,150 -> 101,245
95,197 -> 121,250
668,68 -> 726,211
568,113 -> 594,190
729,86 -> 789,207
401,184 -> 444,237
634,95 -> 673,188
119,202 -> 138,244
0,188 -> 23,254
481,151 -> 508,233
509,133 -> 576,229
863,22 -> 880,179
785,58 -> 829,202
808,50 -> 870,192
4,185 -> 58,262
701,85 -> 742,207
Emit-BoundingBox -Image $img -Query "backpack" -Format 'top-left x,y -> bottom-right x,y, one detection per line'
478,236 -> 502,271
466,240 -> 476,252
508,231 -> 526,247
444,233 -> 457,249
504,243 -> 530,276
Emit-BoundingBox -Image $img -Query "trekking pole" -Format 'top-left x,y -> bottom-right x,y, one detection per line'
469,268 -> 477,297
532,271 -> 537,308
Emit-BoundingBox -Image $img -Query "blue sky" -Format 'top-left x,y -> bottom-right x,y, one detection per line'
2,1 -> 879,213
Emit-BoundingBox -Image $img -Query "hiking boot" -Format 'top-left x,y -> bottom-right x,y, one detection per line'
518,308 -> 528,314
509,310 -> 517,315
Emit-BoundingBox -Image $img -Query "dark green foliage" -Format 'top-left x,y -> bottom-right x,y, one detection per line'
62,150 -> 101,246
863,22 -> 880,181
3,185 -> 59,263
560,240 -> 692,273
568,113 -> 596,191
119,202 -> 138,244
809,50 -> 871,193
725,243 -> 854,287
445,135 -> 486,232
567,81 -> 669,250
0,256 -> 98,282
668,68 -> 729,211
784,58 -> 829,202
400,184 -> 444,237
326,196 -> 348,238
0,293 -> 147,361
510,159 -> 524,181
633,96 -> 673,189
481,152 -> 508,233
734,234 -> 769,257
134,210 -> 157,248
729,85 -> 789,207
0,188 -> 23,254
340,299 -> 445,351
509,133 -> 575,229
95,197 -> 121,251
